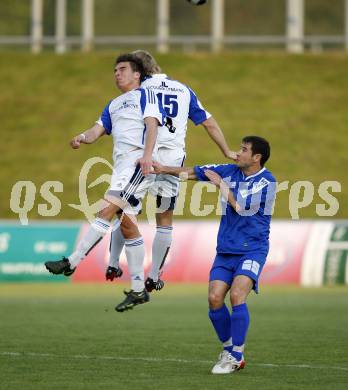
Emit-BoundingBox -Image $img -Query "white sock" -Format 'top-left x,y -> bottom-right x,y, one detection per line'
109,220 -> 125,268
148,226 -> 172,281
69,218 -> 111,268
125,237 -> 145,292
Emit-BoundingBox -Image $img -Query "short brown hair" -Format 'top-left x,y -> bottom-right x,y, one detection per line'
131,50 -> 161,75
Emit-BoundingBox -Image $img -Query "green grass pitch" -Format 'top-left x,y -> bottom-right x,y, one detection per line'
0,283 -> 347,390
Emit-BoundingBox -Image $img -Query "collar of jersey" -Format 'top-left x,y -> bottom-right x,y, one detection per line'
242,167 -> 266,181
150,73 -> 168,78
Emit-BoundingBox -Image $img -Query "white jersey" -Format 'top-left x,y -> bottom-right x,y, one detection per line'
96,88 -> 165,161
141,74 -> 211,150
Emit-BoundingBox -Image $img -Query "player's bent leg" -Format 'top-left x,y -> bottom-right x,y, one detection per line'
106,157 -> 147,282
207,256 -> 248,374
208,280 -> 230,310
207,280 -> 237,374
120,213 -> 141,239
155,207 -> 174,227
230,275 -> 254,306
45,200 -> 119,276
208,281 -> 231,346
107,201 -> 141,282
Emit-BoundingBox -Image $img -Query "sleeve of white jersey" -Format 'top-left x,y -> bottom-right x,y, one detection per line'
139,88 -> 165,126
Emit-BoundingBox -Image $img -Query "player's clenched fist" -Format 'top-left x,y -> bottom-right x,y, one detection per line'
70,133 -> 86,149
135,155 -> 153,176
152,161 -> 164,174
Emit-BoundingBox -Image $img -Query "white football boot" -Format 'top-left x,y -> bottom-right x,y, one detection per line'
211,351 -> 246,374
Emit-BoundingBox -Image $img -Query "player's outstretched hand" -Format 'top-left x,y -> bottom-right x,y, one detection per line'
225,150 -> 238,161
70,134 -> 86,149
204,169 -> 223,187
152,161 -> 164,174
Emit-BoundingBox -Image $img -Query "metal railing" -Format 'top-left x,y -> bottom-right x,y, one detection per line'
1,0 -> 347,53
0,34 -> 345,49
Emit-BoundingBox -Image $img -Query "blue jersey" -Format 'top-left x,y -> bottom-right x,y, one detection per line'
194,164 -> 276,255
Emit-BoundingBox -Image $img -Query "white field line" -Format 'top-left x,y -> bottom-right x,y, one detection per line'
1,351 -> 348,372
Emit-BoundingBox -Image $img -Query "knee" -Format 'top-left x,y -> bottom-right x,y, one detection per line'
120,223 -> 133,239
97,205 -> 115,222
208,291 -> 225,310
156,210 -> 173,227
120,216 -> 139,239
230,288 -> 245,306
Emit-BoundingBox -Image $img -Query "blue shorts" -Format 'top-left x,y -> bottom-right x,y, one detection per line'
209,253 -> 266,294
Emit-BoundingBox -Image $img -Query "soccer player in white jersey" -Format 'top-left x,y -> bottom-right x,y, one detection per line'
45,53 -> 165,312
152,136 -> 276,374
107,50 -> 236,292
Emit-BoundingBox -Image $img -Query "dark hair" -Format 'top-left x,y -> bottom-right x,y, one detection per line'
242,136 -> 270,166
115,53 -> 145,81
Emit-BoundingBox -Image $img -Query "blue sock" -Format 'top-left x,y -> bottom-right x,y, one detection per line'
209,304 -> 232,353
230,303 -> 250,361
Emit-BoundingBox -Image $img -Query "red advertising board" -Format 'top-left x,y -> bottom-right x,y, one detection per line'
72,221 -> 312,285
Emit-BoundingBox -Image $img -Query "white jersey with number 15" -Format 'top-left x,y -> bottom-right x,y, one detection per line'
141,74 -> 211,150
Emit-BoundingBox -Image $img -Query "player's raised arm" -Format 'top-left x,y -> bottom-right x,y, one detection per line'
70,123 -> 105,149
187,87 -> 236,161
152,162 -> 197,180
136,86 -> 166,175
201,117 -> 237,160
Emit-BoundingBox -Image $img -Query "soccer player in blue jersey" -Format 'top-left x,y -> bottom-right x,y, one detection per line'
45,54 -> 165,312
152,136 -> 276,374
107,50 -> 236,293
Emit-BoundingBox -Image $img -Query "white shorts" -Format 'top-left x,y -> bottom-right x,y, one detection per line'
107,147 -> 185,215
149,147 -> 186,211
108,148 -> 156,215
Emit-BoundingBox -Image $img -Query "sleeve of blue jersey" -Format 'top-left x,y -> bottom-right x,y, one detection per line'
188,88 -> 210,125
99,101 -> 112,135
194,164 -> 236,182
